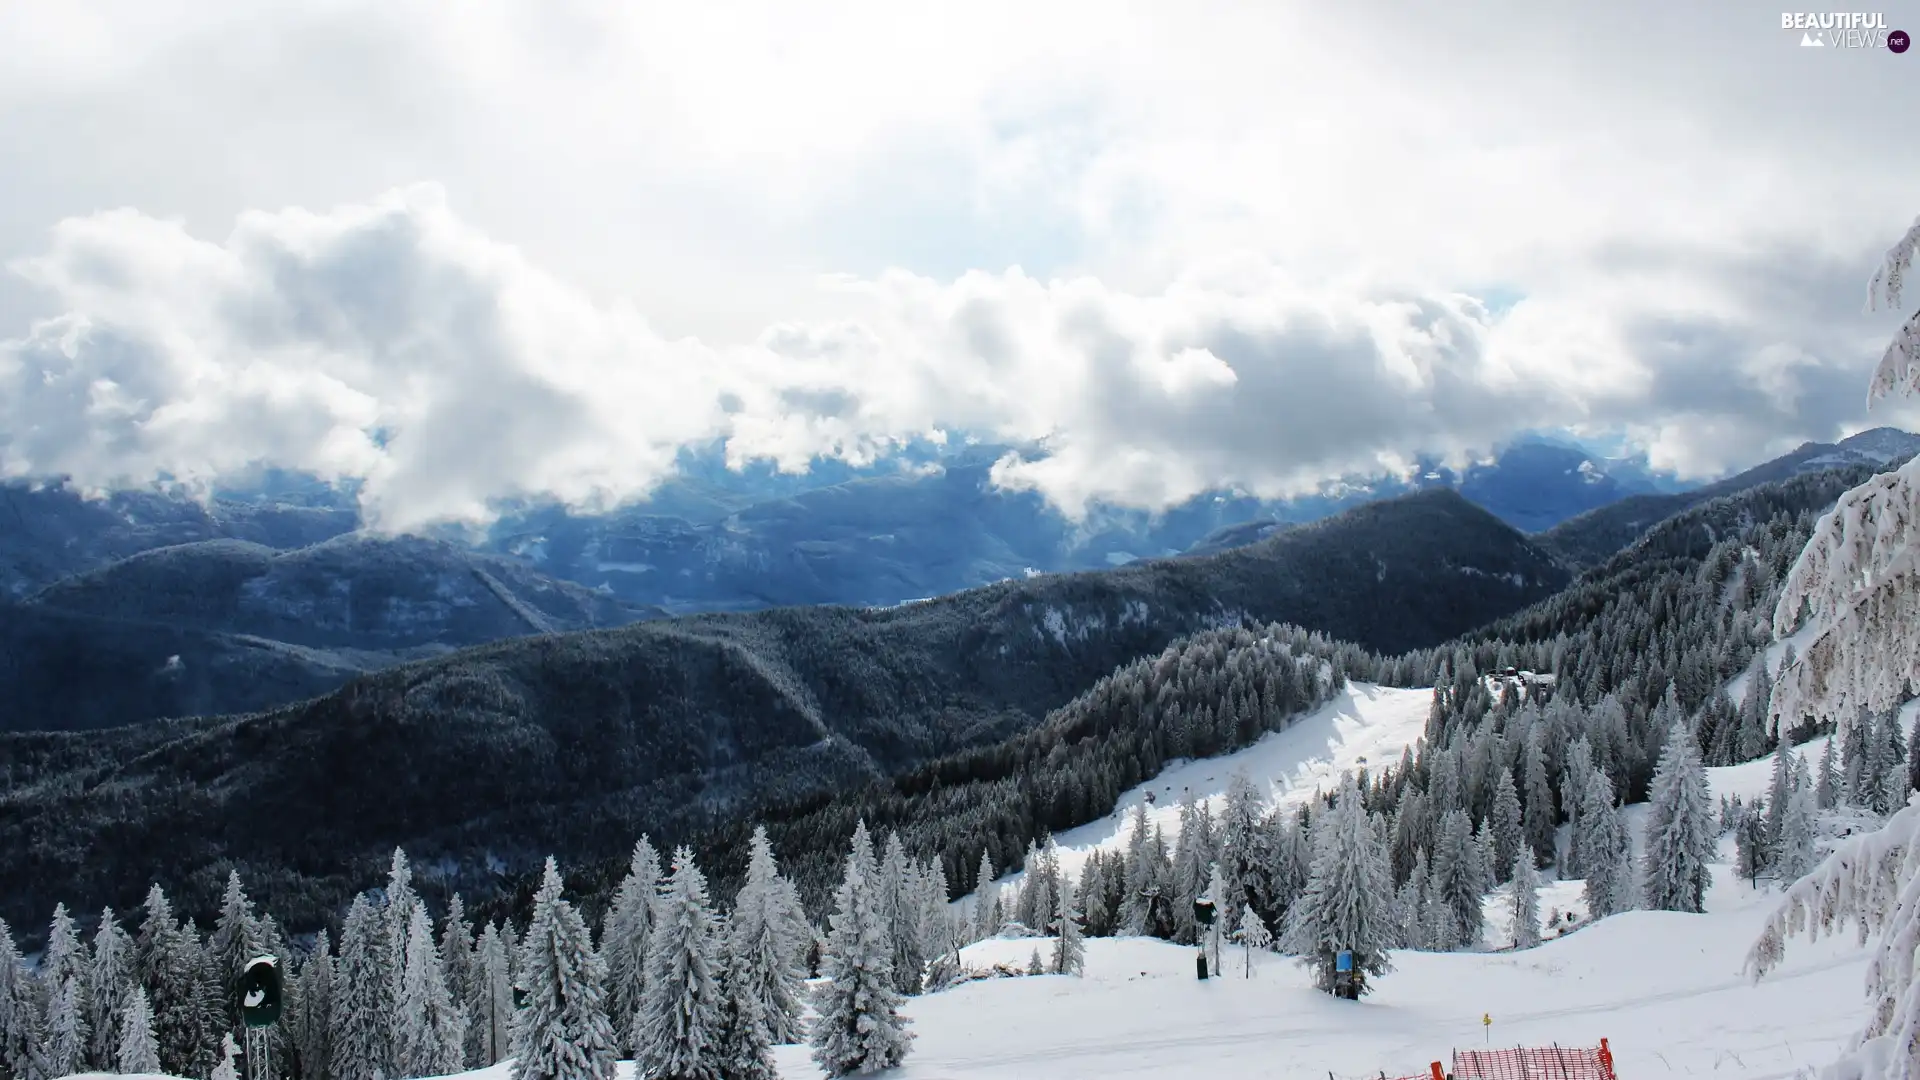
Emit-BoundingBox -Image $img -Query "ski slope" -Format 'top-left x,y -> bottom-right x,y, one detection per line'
984,682 -> 1434,896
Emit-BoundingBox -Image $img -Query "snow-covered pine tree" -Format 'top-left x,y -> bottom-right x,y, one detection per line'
1642,718 -> 1715,913
136,886 -> 213,1080
1051,872 -> 1085,977
1217,772 -> 1265,929
1765,741 -> 1796,850
1489,769 -> 1524,882
1560,737 -> 1595,875
212,1032 -> 241,1080
395,901 -> 464,1079
332,895 -> 395,1080
1281,775 -> 1395,995
208,870 -> 263,1035
634,847 -> 722,1080
1396,851 -> 1430,950
1118,805 -> 1154,936
728,827 -> 807,1045
974,849 -> 1003,942
1430,808 -> 1483,950
116,986 -> 161,1075
599,836 -> 661,1056
1580,769 -> 1634,919
289,930 -> 334,1080
84,908 -> 135,1072
1735,802 -> 1770,885
1739,657 -> 1775,763
1509,850 -> 1540,950
1844,711 -> 1872,805
1522,725 -> 1557,866
438,895 -> 474,1036
878,834 -> 926,995
1025,949 -> 1044,976
711,932 -> 776,1080
467,923 -> 513,1068
1820,737 -> 1841,809
918,860 -> 958,987
0,920 -> 31,1080
1774,788 -> 1818,886
1884,749 -> 1915,816
810,823 -> 912,1077
1235,907 -> 1272,977
43,964 -> 88,1079
513,858 -> 617,1080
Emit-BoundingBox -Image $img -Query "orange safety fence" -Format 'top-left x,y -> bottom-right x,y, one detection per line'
1451,1038 -> 1617,1080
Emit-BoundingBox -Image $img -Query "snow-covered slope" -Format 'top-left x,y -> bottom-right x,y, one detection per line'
985,682 -> 1434,894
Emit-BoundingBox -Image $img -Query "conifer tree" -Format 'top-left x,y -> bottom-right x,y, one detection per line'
208,870 -> 263,1035
1119,805 -> 1156,936
878,834 -> 926,994
439,895 -> 475,1034
1774,788 -> 1818,886
395,901 -> 464,1079
289,931 -> 334,1080
1235,907 -> 1272,977
810,823 -> 912,1077
85,908 -> 135,1072
973,849 -> 1002,942
728,827 -> 807,1045
137,886 -> 213,1079
712,933 -> 776,1080
332,896 -> 394,1080
1643,719 -> 1716,913
1026,949 -> 1044,976
600,836 -> 661,1055
116,987 -> 161,1076
1735,802 -> 1770,885
1581,769 -> 1635,919
1489,769 -> 1525,881
1431,809 -> 1484,950
467,923 -> 513,1068
1217,772 -> 1265,928
1765,741 -> 1796,850
380,849 -> 417,1072
513,858 -> 617,1080
0,920 -> 32,1080
212,1032 -> 241,1080
1281,776 -> 1396,995
1738,658 -> 1774,762
1522,725 -> 1557,865
1050,874 -> 1085,977
43,967 -> 88,1080
634,848 -> 722,1080
917,860 -> 958,986
1818,738 -> 1841,810
1561,737 -> 1595,874
1509,851 -> 1541,950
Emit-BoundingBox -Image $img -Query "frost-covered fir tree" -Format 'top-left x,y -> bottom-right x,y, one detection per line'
1216,772 -> 1265,929
1774,788 -> 1818,886
1735,801 -> 1770,885
973,850 -> 1003,942
1430,808 -> 1484,950
878,834 -> 926,995
1560,737 -> 1595,875
811,823 -> 912,1077
634,848 -> 723,1080
1119,805 -> 1156,936
1746,217 -> 1920,1080
333,895 -> 395,1080
43,965 -> 88,1080
208,870 -> 264,1035
1489,769 -> 1525,882
1026,949 -> 1044,976
0,921 -> 32,1080
600,836 -> 661,1056
1522,724 -> 1557,866
513,858 -> 617,1080
1642,719 -> 1715,913
728,827 -> 807,1045
1281,775 -> 1395,995
84,908 -> 135,1072
467,923 -> 513,1068
439,896 -> 475,1038
712,933 -> 776,1080
1051,873 -> 1085,977
918,860 -> 959,985
116,986 -> 161,1075
1580,769 -> 1635,919
289,930 -> 334,1080
395,901 -> 465,1079
1509,851 -> 1540,950
136,885 -> 214,1080
1819,738 -> 1842,810
212,1032 -> 241,1080
1766,741 -> 1797,851
1235,907 -> 1272,977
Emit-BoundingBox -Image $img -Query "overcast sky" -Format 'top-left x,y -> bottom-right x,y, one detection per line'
2,0 -> 1916,529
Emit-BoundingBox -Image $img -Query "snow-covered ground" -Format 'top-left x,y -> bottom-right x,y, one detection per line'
983,682 -> 1433,896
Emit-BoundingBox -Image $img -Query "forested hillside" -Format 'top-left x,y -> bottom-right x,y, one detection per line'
0,488 -> 1561,933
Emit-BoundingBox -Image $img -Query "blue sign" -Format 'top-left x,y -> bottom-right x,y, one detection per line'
1335,950 -> 1353,973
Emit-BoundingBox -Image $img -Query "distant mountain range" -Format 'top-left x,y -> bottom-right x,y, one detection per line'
0,428 -> 1913,733
0,486 -> 1569,929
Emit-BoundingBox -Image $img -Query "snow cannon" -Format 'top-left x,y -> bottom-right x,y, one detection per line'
239,956 -> 282,1028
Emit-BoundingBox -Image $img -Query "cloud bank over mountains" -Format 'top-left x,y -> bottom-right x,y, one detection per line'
1,0 -> 1914,529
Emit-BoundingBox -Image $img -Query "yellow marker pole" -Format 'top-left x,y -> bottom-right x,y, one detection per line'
1482,1013 -> 1491,1045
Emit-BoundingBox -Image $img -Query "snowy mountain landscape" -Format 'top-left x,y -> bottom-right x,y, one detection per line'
10,4 -> 1920,1080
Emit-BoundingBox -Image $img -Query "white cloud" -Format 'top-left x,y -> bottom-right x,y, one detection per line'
2,0 -> 1917,528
